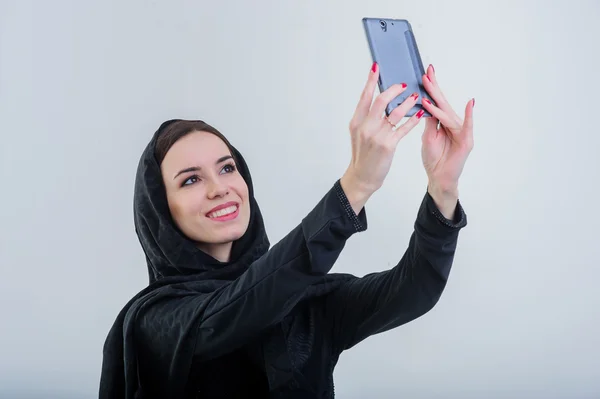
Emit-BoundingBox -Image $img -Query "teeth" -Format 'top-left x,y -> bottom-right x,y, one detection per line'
208,205 -> 237,218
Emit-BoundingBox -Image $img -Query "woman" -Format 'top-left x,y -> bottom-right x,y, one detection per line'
99,63 -> 474,398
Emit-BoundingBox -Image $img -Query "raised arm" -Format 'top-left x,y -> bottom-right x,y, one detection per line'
324,189 -> 467,353
326,62 -> 475,354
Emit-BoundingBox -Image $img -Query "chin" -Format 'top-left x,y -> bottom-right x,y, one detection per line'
205,224 -> 246,244
195,213 -> 250,244
222,227 -> 247,242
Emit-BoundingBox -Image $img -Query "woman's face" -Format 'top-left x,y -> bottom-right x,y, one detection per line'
160,131 -> 251,261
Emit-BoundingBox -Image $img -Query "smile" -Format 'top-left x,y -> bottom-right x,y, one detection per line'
207,203 -> 240,221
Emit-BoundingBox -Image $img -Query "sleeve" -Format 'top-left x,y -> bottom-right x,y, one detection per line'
137,180 -> 368,362
324,190 -> 467,354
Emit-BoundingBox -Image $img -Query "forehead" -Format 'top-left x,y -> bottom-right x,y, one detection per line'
163,131 -> 230,167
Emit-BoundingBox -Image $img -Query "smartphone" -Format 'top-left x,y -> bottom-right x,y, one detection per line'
362,17 -> 434,117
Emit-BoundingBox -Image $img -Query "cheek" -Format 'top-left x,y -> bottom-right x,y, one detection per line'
169,193 -> 202,221
233,178 -> 251,218
232,176 -> 249,202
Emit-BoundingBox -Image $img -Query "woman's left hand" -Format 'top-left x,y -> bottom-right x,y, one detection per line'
420,65 -> 474,199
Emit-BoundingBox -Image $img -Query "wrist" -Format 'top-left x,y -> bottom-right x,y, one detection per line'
427,181 -> 459,220
427,177 -> 458,194
340,172 -> 373,215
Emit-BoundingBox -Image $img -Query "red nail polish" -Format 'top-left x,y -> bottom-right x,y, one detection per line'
430,64 -> 435,73
401,83 -> 407,88
423,98 -> 430,104
425,75 -> 431,82
472,98 -> 475,107
416,110 -> 425,118
371,62 -> 377,73
411,92 -> 419,99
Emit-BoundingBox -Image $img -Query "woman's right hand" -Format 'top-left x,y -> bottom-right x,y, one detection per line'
340,62 -> 425,214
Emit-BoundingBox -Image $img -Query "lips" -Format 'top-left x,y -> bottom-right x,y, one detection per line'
206,201 -> 239,219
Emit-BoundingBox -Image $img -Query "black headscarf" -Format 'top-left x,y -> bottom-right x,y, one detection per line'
99,119 -> 352,398
134,119 -> 270,284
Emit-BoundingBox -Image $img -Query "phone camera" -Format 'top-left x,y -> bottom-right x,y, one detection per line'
379,20 -> 387,32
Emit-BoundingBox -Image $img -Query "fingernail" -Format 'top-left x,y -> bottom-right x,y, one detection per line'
472,98 -> 475,107
416,110 -> 425,118
411,92 -> 419,99
425,75 -> 431,82
401,83 -> 407,88
371,62 -> 377,73
423,98 -> 431,104
430,64 -> 435,73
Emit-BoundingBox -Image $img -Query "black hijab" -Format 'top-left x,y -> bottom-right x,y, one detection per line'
134,119 -> 270,284
99,119 -> 352,398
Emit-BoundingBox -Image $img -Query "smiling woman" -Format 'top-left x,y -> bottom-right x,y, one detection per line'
156,122 -> 251,262
100,64 -> 473,399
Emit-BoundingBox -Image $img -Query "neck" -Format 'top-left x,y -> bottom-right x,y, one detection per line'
198,241 -> 233,263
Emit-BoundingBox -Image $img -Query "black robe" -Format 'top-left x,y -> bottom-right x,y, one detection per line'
99,119 -> 467,398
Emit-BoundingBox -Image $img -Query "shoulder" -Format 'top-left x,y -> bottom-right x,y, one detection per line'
126,285 -> 217,341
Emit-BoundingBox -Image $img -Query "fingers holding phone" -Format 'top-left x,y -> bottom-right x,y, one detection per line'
343,63 -> 425,206
350,62 -> 380,130
387,91 -> 425,141
421,65 -> 462,130
350,62 -> 407,128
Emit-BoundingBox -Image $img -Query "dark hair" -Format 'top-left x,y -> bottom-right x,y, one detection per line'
155,120 -> 239,166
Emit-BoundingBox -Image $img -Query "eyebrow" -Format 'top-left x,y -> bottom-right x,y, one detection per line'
173,155 -> 233,180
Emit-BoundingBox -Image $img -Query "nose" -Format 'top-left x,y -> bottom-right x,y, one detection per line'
206,178 -> 229,199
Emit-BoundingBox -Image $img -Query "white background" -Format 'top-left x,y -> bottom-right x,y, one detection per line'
1,0 -> 599,397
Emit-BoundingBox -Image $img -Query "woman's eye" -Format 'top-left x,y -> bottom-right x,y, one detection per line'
182,175 -> 200,186
221,163 -> 236,174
